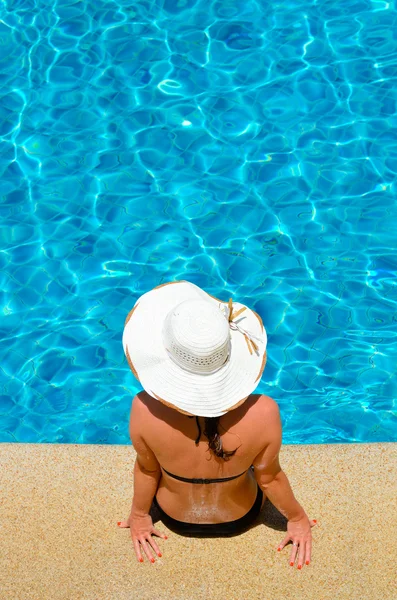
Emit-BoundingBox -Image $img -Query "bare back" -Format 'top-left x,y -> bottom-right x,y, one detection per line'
131,392 -> 279,524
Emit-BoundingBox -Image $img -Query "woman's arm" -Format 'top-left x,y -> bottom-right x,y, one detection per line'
129,394 -> 162,517
131,460 -> 161,517
252,397 -> 306,519
117,396 -> 167,565
252,396 -> 317,569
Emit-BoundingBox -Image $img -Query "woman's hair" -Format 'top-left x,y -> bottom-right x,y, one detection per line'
195,416 -> 241,461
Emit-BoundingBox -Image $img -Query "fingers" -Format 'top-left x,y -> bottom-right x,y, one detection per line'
133,538 -> 144,563
132,537 -> 155,564
277,517 -> 317,569
289,543 -> 300,567
297,543 -> 306,568
118,519 -> 168,563
277,534 -> 290,551
147,535 -> 163,558
152,527 -> 168,540
130,532 -> 168,564
139,538 -> 156,563
304,539 -> 312,565
278,537 -> 313,569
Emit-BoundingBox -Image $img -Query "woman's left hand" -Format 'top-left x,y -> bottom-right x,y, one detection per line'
277,514 -> 318,569
118,512 -> 168,563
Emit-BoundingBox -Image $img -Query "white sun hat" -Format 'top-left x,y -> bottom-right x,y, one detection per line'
122,280 -> 268,418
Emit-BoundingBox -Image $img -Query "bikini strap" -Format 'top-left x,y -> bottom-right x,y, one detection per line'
161,467 -> 248,484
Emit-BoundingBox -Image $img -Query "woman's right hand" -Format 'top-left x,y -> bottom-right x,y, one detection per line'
118,512 -> 168,563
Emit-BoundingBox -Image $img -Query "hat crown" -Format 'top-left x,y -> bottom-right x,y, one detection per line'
162,299 -> 230,374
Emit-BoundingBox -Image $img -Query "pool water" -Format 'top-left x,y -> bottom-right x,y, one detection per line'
0,0 -> 396,444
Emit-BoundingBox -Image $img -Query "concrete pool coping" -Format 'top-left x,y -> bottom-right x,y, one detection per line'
1,442 -> 395,600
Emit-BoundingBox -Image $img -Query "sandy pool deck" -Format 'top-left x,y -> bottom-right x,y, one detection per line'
1,442 -> 395,600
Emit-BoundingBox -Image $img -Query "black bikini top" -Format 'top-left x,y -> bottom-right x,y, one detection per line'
160,415 -> 250,484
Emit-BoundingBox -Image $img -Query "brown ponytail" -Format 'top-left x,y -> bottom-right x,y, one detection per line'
194,416 -> 240,461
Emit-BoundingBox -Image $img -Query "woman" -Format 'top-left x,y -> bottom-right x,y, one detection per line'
118,281 -> 317,569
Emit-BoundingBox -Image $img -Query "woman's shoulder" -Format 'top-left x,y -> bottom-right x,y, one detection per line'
130,390 -> 279,436
246,394 -> 280,434
220,393 -> 279,436
129,390 -> 161,429
248,393 -> 279,414
131,390 -> 182,426
132,390 -> 278,414
132,390 -> 163,410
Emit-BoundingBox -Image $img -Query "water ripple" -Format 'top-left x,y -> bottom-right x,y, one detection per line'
0,0 -> 396,444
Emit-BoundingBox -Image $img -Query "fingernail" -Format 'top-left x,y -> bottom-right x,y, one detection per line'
313,519 -> 317,523
151,558 -> 155,563
165,535 -> 168,539
290,562 -> 294,566
139,558 -> 143,563
306,561 -> 310,565
277,548 -> 281,552
298,565 -> 302,570
158,553 -> 162,557
117,522 -> 121,526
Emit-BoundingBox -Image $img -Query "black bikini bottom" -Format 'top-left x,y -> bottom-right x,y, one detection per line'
152,484 -> 263,537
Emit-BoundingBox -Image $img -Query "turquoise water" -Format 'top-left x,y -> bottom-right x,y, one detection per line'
1,0 -> 396,444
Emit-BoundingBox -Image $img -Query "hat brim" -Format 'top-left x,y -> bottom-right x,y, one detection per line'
122,281 -> 267,417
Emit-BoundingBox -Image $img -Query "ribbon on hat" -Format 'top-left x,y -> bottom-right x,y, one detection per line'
226,298 -> 261,356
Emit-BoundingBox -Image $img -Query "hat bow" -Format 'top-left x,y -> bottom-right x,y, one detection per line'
226,298 -> 261,356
